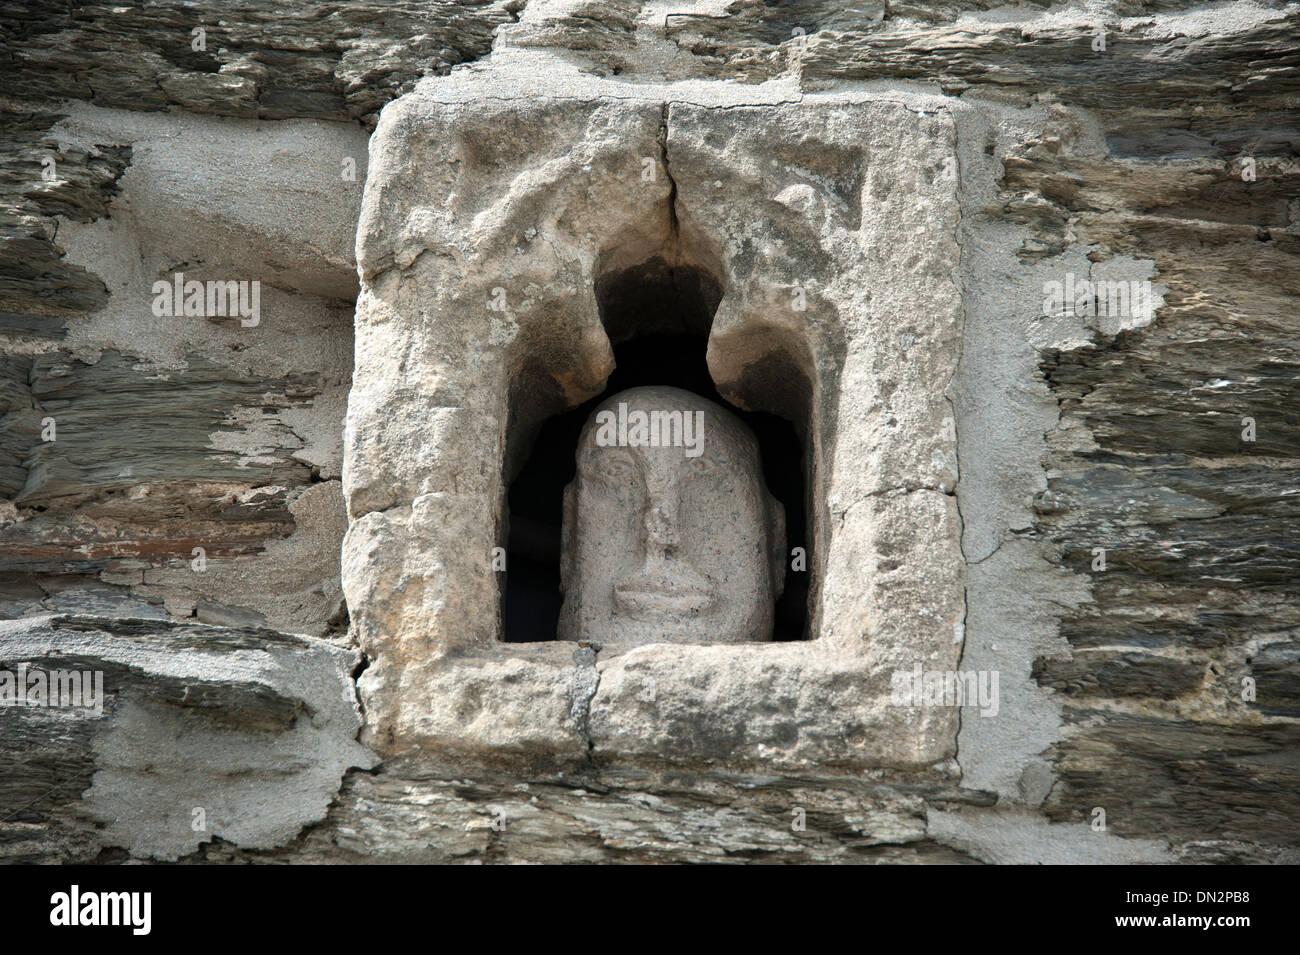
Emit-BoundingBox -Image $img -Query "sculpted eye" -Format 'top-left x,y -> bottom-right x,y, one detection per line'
593,454 -> 639,486
686,455 -> 722,481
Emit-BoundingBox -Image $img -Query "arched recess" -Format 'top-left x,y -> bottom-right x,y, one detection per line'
500,247 -> 832,643
705,287 -> 848,646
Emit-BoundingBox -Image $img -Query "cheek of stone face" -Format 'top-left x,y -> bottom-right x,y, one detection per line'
577,475 -> 644,602
680,471 -> 767,608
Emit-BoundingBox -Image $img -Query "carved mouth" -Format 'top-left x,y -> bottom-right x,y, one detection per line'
613,573 -> 716,616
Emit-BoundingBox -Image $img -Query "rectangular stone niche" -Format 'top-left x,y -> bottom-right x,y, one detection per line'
343,79 -> 965,770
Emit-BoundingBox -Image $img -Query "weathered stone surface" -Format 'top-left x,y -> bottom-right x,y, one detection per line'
344,64 -> 964,768
1008,45 -> 1300,855
50,105 -> 371,302
0,110 -> 130,338
669,0 -> 1300,102
0,335 -> 352,633
1043,711 -> 1300,849
1033,649 -> 1206,700
0,1 -> 517,126
192,759 -> 992,864
20,352 -> 312,503
0,614 -> 373,862
0,98 -> 360,635
1252,640 -> 1300,718
1,0 -> 1296,864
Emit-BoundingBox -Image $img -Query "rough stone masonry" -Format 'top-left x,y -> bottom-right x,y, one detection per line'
0,0 -> 1296,864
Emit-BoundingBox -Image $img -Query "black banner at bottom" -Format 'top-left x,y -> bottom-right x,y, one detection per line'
0,863 -> 1280,942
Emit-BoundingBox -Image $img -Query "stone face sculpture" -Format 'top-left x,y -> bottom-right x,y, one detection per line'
559,385 -> 785,645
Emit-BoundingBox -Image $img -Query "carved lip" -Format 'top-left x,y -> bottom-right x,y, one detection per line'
613,575 -> 716,616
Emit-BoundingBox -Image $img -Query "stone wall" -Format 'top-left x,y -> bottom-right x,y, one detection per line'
0,0 -> 1295,863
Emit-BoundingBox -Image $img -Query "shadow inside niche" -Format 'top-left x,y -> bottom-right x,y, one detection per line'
504,331 -> 809,644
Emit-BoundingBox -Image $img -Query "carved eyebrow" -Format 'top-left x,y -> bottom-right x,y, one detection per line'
686,450 -> 735,471
592,444 -> 635,463
585,447 -> 639,478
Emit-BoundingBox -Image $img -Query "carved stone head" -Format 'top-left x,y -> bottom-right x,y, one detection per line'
559,385 -> 785,645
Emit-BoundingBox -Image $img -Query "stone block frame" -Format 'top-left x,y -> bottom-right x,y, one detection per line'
343,72 -> 966,771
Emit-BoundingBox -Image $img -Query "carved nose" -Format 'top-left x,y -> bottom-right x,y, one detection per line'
645,498 -> 679,556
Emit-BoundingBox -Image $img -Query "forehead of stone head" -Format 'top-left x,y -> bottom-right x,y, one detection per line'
578,385 -> 757,460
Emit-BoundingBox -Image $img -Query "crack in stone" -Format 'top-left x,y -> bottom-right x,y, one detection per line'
658,103 -> 680,248
569,641 -> 601,753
